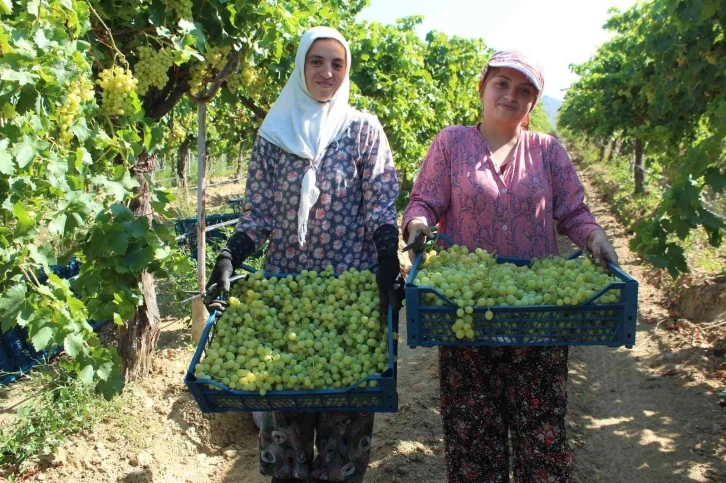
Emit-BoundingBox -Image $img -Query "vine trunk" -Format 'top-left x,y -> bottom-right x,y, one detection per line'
119,152 -> 161,381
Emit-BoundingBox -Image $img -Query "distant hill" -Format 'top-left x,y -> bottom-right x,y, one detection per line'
541,95 -> 563,129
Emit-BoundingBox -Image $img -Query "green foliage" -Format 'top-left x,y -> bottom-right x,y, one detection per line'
1,0 -> 365,390
558,0 -> 726,277
566,131 -> 725,276
347,19 -> 491,201
72,203 -> 180,322
0,0 -> 147,392
0,367 -> 120,474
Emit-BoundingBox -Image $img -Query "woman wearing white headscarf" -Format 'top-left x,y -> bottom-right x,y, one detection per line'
205,27 -> 401,483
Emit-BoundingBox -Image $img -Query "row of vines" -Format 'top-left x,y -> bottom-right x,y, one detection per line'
0,0 -> 554,394
558,0 -> 725,278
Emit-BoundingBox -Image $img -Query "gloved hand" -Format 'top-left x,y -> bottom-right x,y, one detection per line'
204,253 -> 234,310
204,231 -> 257,312
373,224 -> 405,321
377,254 -> 404,315
586,229 -> 619,268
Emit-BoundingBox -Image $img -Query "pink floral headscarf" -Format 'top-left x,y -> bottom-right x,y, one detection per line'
479,50 -> 545,111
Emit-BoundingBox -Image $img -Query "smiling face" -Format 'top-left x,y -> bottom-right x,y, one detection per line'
304,38 -> 347,102
479,67 -> 538,127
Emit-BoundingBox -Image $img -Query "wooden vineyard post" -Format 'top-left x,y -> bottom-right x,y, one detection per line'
192,100 -> 209,344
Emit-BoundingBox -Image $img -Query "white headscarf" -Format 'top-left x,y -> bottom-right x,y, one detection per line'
258,26 -> 356,247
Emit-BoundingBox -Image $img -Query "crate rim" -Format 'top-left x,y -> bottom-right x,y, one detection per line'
403,232 -> 638,349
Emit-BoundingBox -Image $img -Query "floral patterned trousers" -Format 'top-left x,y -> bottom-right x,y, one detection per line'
258,411 -> 374,482
439,346 -> 572,483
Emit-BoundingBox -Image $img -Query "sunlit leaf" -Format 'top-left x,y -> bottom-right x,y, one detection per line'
64,333 -> 85,358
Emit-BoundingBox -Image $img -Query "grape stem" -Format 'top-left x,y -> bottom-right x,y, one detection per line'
88,4 -> 129,68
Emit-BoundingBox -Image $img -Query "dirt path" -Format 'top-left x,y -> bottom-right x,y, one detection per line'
4,167 -> 726,483
567,177 -> 726,483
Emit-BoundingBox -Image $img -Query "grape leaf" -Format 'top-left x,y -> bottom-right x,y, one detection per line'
110,203 -> 133,221
70,118 -> 91,142
704,169 -> 726,192
64,333 -> 85,358
109,232 -> 130,255
0,65 -> 37,85
124,245 -> 154,272
31,326 -> 53,351
13,140 -> 35,168
0,0 -> 12,15
48,213 -> 67,236
0,283 -> 27,318
12,202 -> 34,233
0,139 -> 14,175
97,369 -> 124,400
79,364 -> 94,385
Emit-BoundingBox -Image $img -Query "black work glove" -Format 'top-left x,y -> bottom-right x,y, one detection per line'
204,254 -> 233,311
204,231 -> 256,311
377,255 -> 404,314
373,224 -> 405,318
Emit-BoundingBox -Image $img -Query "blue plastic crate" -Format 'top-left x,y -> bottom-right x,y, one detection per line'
1,259 -> 110,387
174,213 -> 240,259
185,266 -> 398,413
227,197 -> 246,213
0,340 -> 14,373
37,257 -> 81,285
405,237 -> 638,349
0,328 -> 37,386
174,213 -> 240,242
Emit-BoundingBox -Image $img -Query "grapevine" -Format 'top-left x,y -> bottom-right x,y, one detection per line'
558,0 -> 726,276
193,267 -> 393,394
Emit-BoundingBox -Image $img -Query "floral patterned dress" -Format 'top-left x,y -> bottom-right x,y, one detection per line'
402,125 -> 602,482
235,111 -> 399,482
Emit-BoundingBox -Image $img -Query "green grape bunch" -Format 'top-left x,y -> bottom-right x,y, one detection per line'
96,66 -> 139,117
57,77 -> 96,144
226,59 -> 266,96
194,266 -> 397,395
134,46 -> 174,96
163,0 -> 193,22
189,45 -> 232,95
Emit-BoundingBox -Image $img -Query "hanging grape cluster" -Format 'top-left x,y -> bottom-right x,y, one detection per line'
96,66 -> 139,117
57,77 -> 95,143
134,46 -> 174,96
225,59 -> 265,95
163,0 -> 193,22
194,267 -> 394,394
188,45 -> 232,95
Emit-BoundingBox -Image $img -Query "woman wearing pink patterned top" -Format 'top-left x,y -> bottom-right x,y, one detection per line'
402,50 -> 618,482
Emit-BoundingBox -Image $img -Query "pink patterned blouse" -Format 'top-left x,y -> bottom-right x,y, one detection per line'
402,125 -> 601,259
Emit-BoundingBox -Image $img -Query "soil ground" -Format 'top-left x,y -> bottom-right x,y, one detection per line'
2,167 -> 726,483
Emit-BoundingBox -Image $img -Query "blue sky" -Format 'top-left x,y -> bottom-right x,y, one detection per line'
356,0 -> 638,100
